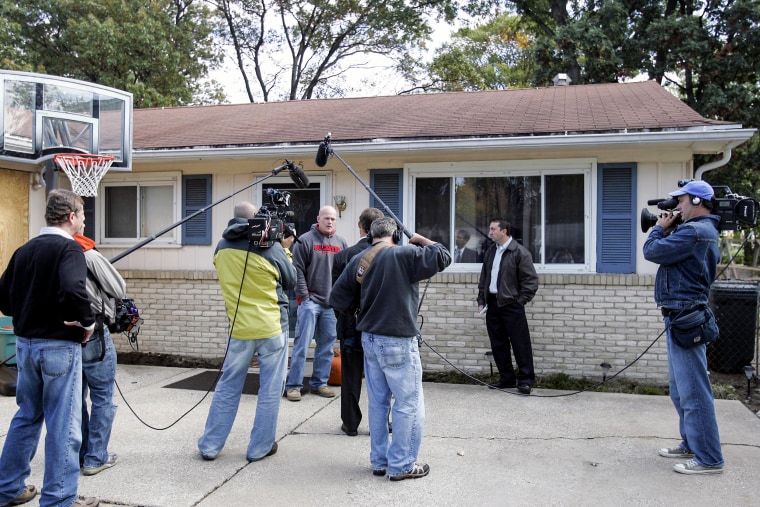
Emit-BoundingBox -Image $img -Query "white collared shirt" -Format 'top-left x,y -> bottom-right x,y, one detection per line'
489,237 -> 512,294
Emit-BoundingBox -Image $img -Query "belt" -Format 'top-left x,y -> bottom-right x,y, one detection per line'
661,306 -> 704,318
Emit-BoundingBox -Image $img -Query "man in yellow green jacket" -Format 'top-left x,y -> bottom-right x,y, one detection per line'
198,202 -> 296,462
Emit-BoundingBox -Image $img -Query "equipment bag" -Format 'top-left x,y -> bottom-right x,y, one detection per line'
668,306 -> 719,349
109,298 -> 141,334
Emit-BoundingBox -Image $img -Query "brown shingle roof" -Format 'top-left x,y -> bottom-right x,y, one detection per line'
133,81 -> 730,150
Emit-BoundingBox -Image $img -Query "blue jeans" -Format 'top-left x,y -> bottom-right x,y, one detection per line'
666,318 -> 724,467
198,332 -> 288,461
361,332 -> 425,476
81,329 -> 117,468
286,300 -> 337,390
0,337 -> 83,507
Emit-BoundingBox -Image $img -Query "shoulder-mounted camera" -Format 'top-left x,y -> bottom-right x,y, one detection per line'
641,180 -> 758,232
248,188 -> 297,247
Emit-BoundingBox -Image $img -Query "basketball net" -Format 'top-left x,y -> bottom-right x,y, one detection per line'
54,153 -> 114,197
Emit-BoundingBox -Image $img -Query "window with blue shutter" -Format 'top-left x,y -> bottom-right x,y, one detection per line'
370,169 -> 402,218
597,164 -> 636,273
182,175 -> 212,245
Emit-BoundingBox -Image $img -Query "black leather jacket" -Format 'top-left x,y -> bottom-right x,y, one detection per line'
477,239 -> 539,307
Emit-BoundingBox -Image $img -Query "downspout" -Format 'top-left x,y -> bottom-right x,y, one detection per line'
694,140 -> 744,180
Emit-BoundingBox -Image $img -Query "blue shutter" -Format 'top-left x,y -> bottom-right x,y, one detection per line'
370,169 -> 402,217
597,164 -> 636,273
82,196 -> 95,239
182,175 -> 212,245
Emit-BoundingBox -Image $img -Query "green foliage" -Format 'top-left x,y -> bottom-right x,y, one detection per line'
711,383 -> 740,400
425,13 -> 536,91
1,0 -> 224,107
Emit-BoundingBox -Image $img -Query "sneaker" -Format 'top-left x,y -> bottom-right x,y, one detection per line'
6,484 -> 37,506
673,458 -> 724,475
286,389 -> 301,401
659,446 -> 695,459
312,386 -> 335,398
81,453 -> 117,476
72,497 -> 100,506
372,468 -> 387,477
389,462 -> 430,481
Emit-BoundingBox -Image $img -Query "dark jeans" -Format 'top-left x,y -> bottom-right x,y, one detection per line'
485,295 -> 535,386
339,336 -> 364,431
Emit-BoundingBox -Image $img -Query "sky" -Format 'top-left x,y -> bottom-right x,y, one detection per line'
209,17 -> 460,104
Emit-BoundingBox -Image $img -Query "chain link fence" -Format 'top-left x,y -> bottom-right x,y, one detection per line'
707,279 -> 760,374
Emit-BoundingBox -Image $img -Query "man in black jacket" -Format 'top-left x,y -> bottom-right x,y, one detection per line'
477,218 -> 539,395
331,207 -> 384,436
0,189 -> 98,507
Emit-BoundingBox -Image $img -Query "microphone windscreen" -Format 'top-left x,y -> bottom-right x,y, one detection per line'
315,141 -> 330,167
289,166 -> 310,189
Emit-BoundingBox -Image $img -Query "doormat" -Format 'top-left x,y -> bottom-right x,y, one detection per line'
163,371 -> 310,396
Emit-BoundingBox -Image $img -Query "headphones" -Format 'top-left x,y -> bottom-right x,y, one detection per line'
392,227 -> 403,244
367,224 -> 403,244
690,194 -> 701,205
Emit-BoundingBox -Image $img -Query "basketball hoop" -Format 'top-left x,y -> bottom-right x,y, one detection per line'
53,153 -> 114,197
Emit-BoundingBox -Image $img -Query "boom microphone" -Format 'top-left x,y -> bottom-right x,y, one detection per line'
288,162 -> 310,189
315,133 -> 332,167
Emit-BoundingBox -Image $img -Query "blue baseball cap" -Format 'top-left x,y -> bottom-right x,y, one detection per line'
669,180 -> 714,200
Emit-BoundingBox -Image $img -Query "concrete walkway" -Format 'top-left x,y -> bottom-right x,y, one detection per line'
1,364 -> 759,506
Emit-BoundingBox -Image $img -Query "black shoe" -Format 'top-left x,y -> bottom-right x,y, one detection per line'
488,379 -> 516,389
247,442 -> 278,462
341,423 -> 358,437
517,384 -> 532,395
372,468 -> 387,476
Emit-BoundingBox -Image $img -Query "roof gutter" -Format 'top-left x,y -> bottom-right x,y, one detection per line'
694,139 -> 745,180
131,128 -> 757,163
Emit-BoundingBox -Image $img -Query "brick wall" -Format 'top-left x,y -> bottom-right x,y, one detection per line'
118,270 -> 669,383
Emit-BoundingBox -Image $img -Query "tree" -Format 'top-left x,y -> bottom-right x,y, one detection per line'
421,13 -> 536,91
1,0 -> 224,107
212,0 -> 457,101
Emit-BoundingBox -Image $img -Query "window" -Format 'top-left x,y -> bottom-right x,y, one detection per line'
409,160 -> 593,269
99,172 -> 181,245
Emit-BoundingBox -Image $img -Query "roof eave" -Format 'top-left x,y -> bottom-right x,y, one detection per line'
130,127 -> 757,163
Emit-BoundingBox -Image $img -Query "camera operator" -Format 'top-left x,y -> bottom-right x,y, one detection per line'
198,201 -> 296,462
643,180 -> 724,475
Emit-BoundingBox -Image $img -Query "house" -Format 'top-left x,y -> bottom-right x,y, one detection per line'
1,75 -> 755,382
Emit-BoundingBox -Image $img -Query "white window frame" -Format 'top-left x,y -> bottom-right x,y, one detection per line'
98,171 -> 182,247
405,158 -> 597,273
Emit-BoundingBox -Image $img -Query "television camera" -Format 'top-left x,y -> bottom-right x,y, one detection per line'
641,180 -> 758,233
248,188 -> 297,247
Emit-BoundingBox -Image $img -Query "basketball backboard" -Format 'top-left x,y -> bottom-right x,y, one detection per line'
0,70 -> 132,171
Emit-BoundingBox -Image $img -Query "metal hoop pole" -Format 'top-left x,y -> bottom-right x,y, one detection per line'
329,148 -> 413,239
109,167 -> 287,264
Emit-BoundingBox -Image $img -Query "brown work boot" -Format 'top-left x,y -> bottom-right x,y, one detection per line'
7,484 -> 37,506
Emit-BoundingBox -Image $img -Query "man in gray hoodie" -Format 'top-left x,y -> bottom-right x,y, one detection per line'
285,205 -> 347,401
